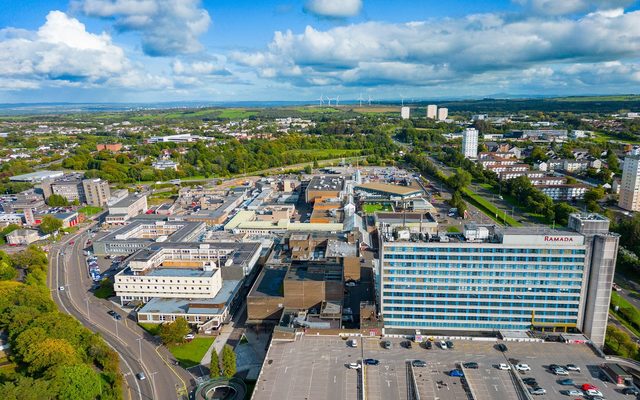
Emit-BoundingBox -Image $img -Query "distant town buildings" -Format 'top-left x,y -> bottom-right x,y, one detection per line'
400,106 -> 410,120
437,107 -> 449,121
152,160 -> 179,171
619,155 -> 640,212
10,170 -> 64,183
462,128 -> 479,159
426,104 -> 437,119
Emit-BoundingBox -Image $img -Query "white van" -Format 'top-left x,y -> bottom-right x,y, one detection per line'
349,339 -> 358,348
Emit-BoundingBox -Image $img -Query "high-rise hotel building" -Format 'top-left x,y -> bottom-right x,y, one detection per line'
378,213 -> 618,347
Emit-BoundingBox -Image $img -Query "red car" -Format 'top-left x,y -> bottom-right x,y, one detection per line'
69,240 -> 75,245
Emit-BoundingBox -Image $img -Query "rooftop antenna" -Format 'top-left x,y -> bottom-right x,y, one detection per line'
357,93 -> 364,107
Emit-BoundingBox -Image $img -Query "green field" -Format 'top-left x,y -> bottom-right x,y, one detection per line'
282,149 -> 362,158
461,188 -> 522,227
362,203 -> 393,214
138,323 -> 161,336
217,109 -> 258,119
552,95 -> 640,102
78,206 -> 102,216
168,337 -> 215,368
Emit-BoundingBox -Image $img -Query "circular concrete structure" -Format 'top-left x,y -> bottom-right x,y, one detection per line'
194,377 -> 247,400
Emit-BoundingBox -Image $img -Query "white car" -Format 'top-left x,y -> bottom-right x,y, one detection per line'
553,368 -> 569,376
439,341 -> 447,350
563,389 -> 583,396
585,389 -> 603,397
565,364 -> 581,372
498,364 -> 511,370
345,281 -> 356,287
58,286 -> 65,291
516,364 -> 531,372
347,362 -> 361,369
184,333 -> 195,340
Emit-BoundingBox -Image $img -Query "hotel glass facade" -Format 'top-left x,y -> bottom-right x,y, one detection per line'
381,239 -> 586,331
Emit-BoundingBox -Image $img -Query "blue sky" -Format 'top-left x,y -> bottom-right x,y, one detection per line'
1,0 -> 640,103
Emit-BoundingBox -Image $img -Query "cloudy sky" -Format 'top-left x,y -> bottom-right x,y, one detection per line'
1,0 -> 640,103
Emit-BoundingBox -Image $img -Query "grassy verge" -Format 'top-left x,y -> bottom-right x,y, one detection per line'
78,206 -> 103,216
461,188 -> 522,227
94,285 -> 114,299
168,337 -> 215,368
447,226 -> 461,233
138,323 -> 161,336
362,203 -> 393,214
610,291 -> 640,336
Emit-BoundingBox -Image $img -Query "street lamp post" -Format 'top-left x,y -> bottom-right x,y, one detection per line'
150,371 -> 159,397
136,337 -> 143,360
114,319 -> 119,338
85,298 -> 90,321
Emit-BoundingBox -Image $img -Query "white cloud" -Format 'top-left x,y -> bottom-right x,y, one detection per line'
0,10 -> 172,91
232,10 -> 640,90
73,0 -> 211,56
304,0 -> 362,18
172,59 -> 230,76
514,0 -> 635,15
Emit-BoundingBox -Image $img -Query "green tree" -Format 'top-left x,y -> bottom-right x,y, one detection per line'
0,260 -> 16,280
221,344 -> 236,378
607,152 -> 620,172
446,169 -> 472,191
46,194 -> 69,207
304,165 -> 312,174
553,203 -> 576,226
39,215 -> 63,234
584,187 -> 605,203
0,377 -> 53,400
159,317 -> 190,345
52,364 -> 102,400
209,350 -> 221,377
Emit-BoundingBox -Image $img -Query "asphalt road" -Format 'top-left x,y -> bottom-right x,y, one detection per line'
48,225 -> 193,400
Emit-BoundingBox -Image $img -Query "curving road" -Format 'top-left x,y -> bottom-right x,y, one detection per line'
47,225 -> 193,400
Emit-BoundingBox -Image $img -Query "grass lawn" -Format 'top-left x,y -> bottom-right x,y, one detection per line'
217,109 -> 258,119
78,206 -> 103,216
282,149 -> 362,159
168,337 -> 215,368
610,291 -> 640,336
447,226 -> 461,233
461,188 -> 522,227
362,203 -> 392,214
138,323 -> 161,336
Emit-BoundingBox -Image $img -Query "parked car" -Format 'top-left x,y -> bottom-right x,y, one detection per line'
463,362 -> 478,369
412,360 -> 427,368
382,340 -> 392,349
497,364 -> 511,370
363,359 -> 379,366
439,341 -> 447,350
565,364 -> 581,372
561,389 -> 583,396
585,389 -> 603,397
348,339 -> 358,348
558,379 -> 575,386
136,372 -> 146,380
496,343 -> 508,352
424,341 -> 432,350
529,387 -> 546,395
553,368 -> 569,376
184,334 -> 195,340
516,364 -> 531,372
347,362 -> 361,369
449,369 -> 464,377
402,340 -> 412,349
622,387 -> 640,395
523,378 -> 538,386
445,340 -> 454,349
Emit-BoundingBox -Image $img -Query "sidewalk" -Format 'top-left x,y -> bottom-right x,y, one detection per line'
201,323 -> 234,366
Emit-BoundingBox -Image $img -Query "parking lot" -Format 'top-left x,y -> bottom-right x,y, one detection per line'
253,336 -> 638,400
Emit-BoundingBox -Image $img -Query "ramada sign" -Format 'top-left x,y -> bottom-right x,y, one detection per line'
544,236 -> 574,242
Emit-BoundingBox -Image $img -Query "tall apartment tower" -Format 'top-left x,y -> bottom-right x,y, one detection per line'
462,128 -> 479,159
426,104 -> 437,119
400,107 -> 410,120
619,155 -> 640,211
437,107 -> 448,121
82,178 -> 111,206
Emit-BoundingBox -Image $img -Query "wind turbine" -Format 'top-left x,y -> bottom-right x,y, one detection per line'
399,93 -> 405,107
327,97 -> 334,106
335,95 -> 340,106
357,93 -> 364,107
367,95 -> 373,106
318,94 -> 324,106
